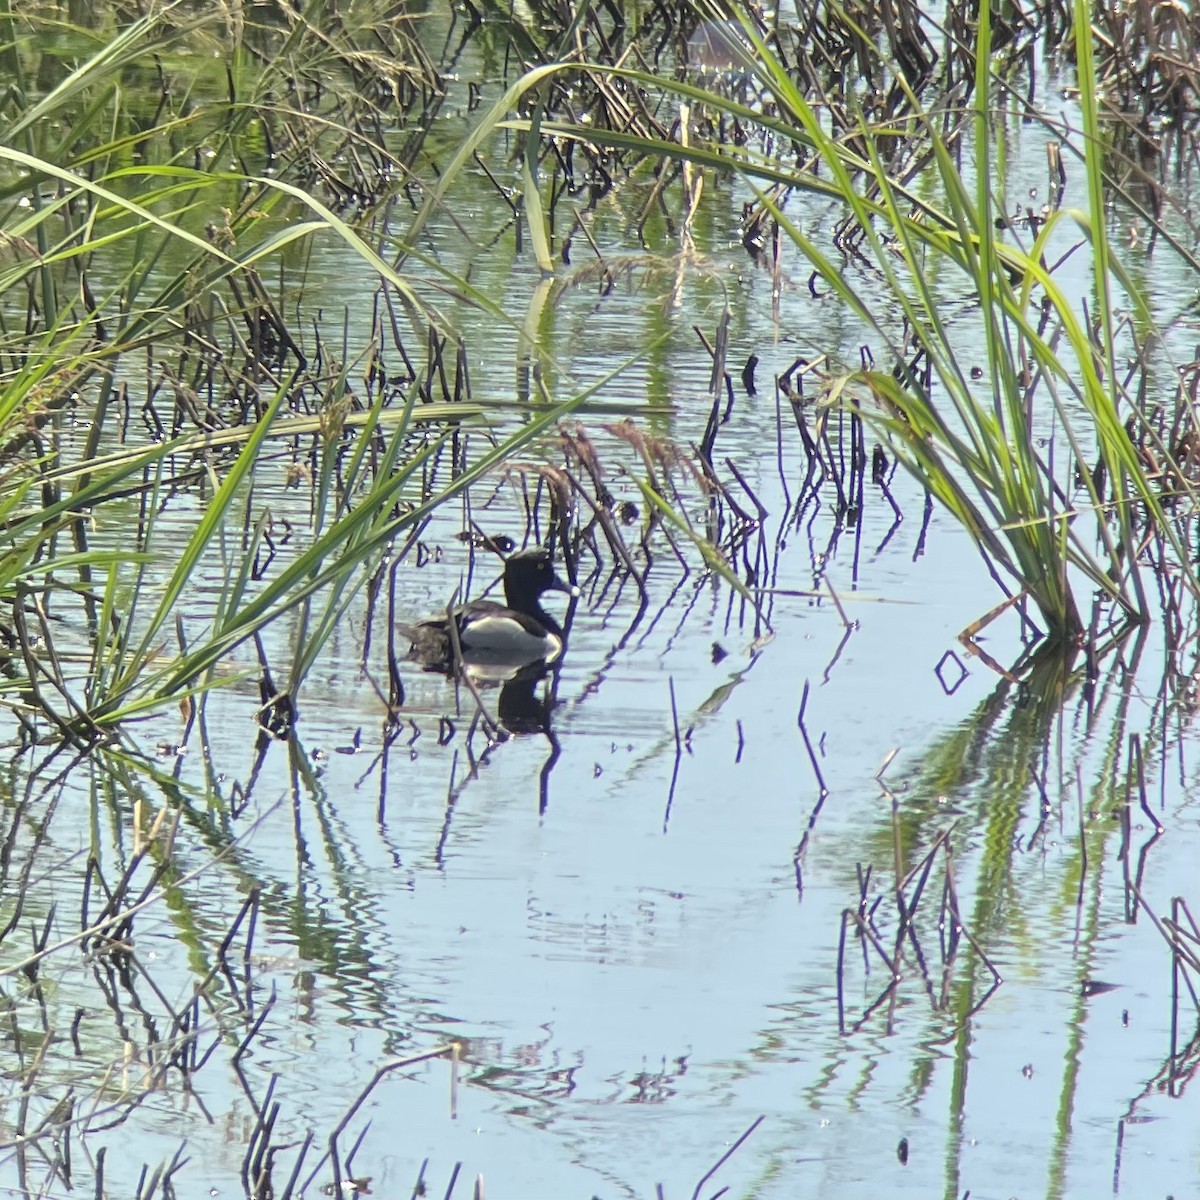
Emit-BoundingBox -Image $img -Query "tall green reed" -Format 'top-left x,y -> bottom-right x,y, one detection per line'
507,1 -> 1194,643
0,3 -> 607,739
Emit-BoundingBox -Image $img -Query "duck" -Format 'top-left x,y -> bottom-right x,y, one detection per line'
399,547 -> 577,672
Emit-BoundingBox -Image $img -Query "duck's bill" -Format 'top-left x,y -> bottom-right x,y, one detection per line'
550,576 -> 581,598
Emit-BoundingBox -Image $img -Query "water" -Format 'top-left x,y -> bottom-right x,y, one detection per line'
4,11 -> 1200,1200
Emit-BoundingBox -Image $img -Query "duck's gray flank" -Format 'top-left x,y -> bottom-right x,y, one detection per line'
398,547 -> 576,669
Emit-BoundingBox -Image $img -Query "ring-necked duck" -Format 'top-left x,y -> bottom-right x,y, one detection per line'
399,547 -> 577,670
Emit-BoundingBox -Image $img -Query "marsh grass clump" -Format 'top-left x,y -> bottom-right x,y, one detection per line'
488,0 -> 1200,655
0,0 -> 1195,738
0,4 -> 586,744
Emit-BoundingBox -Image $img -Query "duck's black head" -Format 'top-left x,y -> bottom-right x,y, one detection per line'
503,548 -> 575,609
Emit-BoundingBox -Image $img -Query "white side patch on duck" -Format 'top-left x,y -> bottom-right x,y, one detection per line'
459,615 -> 562,662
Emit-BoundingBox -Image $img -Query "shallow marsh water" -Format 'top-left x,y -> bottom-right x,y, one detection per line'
4,18 -> 1200,1200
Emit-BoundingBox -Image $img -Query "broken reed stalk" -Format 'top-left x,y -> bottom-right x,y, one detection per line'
557,461 -> 649,603
836,905 -> 900,1035
688,1114 -> 764,1200
295,1045 -> 459,1197
1127,732 -> 1164,834
664,675 -> 684,830
1076,765 -> 1088,909
796,681 -> 827,798
669,675 -> 682,757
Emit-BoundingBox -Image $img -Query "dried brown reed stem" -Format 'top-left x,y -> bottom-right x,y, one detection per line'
557,427 -> 650,598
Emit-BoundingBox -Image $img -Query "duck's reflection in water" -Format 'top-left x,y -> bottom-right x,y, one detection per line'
424,655 -> 564,816
493,659 -> 556,737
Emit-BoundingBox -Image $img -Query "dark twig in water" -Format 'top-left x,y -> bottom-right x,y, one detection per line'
279,1130 -> 314,1200
442,1161 -> 464,1200
1129,733 -> 1163,834
1026,761 -> 1052,851
940,842 -> 1002,1014
688,1114 -> 764,1200
441,588 -> 502,742
837,907 -> 899,1035
297,1045 -> 459,1198
669,675 -> 682,755
796,681 -> 827,798
1076,765 -> 1088,911
241,1074 -> 279,1197
664,676 -> 683,830
722,456 -> 768,521
233,988 -> 277,1066
696,311 -> 731,466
